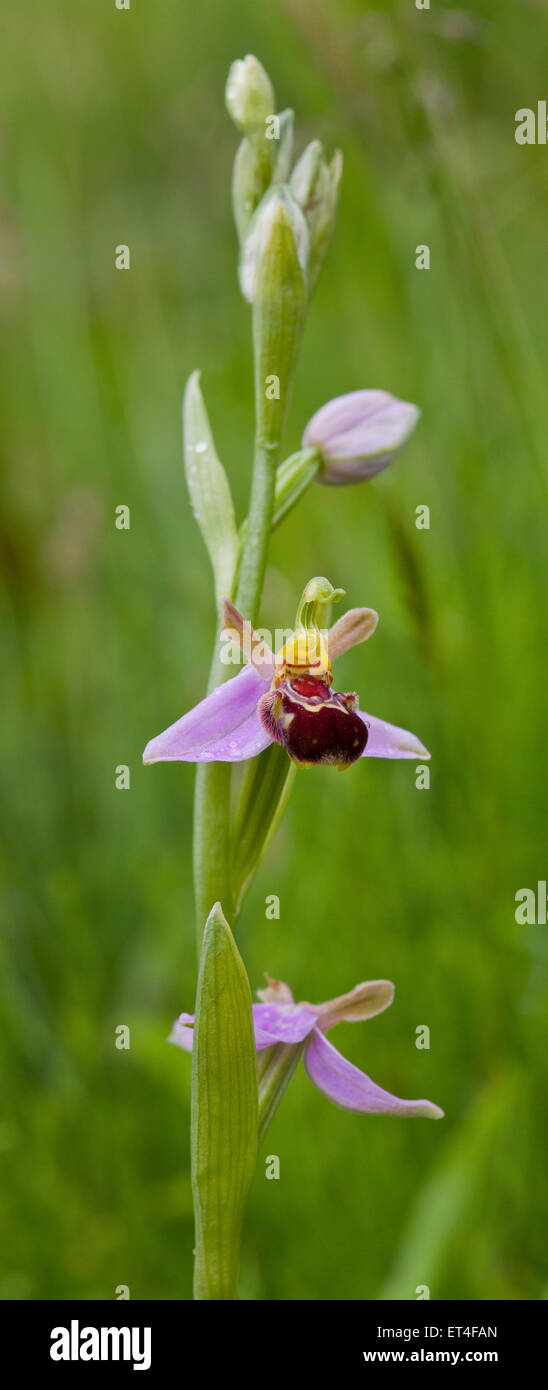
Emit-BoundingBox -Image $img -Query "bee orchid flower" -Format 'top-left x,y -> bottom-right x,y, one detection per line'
143,578 -> 430,770
170,974 -> 443,1121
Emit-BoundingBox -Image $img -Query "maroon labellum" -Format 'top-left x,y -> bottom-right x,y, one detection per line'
258,676 -> 368,768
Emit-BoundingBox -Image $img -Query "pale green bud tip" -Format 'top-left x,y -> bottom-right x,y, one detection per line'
205,900 -> 228,929
290,140 -> 327,211
225,55 -> 275,133
291,145 -> 343,292
239,186 -> 309,304
329,149 -> 344,188
271,109 -> 294,183
302,390 -> 420,486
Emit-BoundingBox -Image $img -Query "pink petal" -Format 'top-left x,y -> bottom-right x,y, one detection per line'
168,1003 -> 317,1055
304,1028 -> 444,1118
168,1013 -> 195,1052
313,979 -> 395,1029
304,390 -> 394,443
253,1002 -> 317,1051
327,607 -> 378,660
143,663 -> 272,764
303,390 -> 419,485
359,710 -> 430,760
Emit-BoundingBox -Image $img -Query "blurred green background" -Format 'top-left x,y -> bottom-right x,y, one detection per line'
2,0 -> 548,1301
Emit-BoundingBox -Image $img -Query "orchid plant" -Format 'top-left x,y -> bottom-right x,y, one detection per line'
144,55 -> 443,1302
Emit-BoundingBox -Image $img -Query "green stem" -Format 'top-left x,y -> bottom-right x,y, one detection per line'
193,430 -> 281,944
192,433 -> 282,949
235,438 -> 279,627
237,445 -> 321,551
193,635 -> 233,950
193,196 -> 306,947
257,1041 -> 307,1146
194,433 -> 280,947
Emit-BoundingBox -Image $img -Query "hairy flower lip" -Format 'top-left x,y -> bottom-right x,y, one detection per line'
170,976 -> 444,1121
143,599 -> 430,767
257,679 -> 368,767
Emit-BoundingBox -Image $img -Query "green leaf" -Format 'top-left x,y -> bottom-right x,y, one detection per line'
191,903 -> 258,1300
183,372 -> 239,607
258,1040 -> 306,1146
270,445 -> 320,525
252,194 -> 308,448
231,742 -> 296,915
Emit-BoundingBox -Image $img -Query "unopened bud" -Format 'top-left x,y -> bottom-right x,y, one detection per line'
225,55 -> 275,135
290,145 -> 343,293
302,390 -> 420,485
240,186 -> 309,304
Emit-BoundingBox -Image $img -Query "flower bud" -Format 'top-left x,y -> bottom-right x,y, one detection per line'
231,137 -> 268,245
225,55 -> 275,135
271,108 -> 294,183
289,140 -> 329,218
302,390 -> 420,486
290,144 -> 343,293
240,186 -> 309,304
231,108 -> 295,247
251,192 -> 307,452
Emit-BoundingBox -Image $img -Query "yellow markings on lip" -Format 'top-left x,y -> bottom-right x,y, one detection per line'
286,695 -> 328,713
273,628 -> 332,684
284,658 -> 321,674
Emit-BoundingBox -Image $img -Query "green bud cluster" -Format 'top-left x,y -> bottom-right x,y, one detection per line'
225,54 -> 342,303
